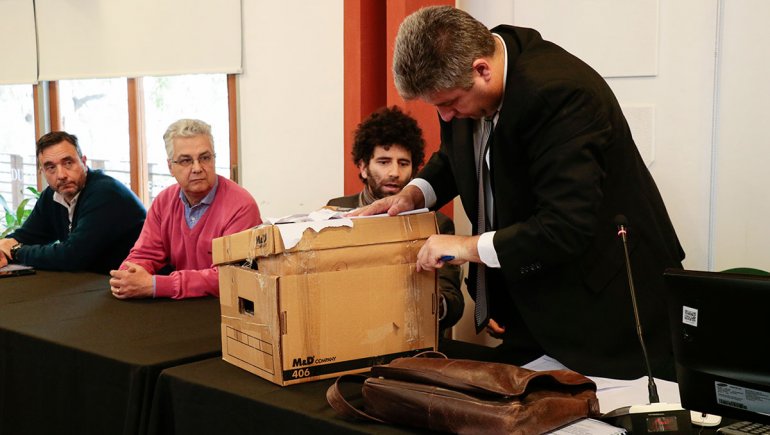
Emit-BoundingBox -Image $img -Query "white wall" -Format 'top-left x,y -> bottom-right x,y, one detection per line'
712,0 -> 770,272
607,0 -> 718,271
458,0 -> 718,271
450,0 -> 721,343
454,0 -> 770,274
238,0 -> 344,219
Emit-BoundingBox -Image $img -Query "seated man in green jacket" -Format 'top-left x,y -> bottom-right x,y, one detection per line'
327,106 -> 464,334
0,131 -> 146,273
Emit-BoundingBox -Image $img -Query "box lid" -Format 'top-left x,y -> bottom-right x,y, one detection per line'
212,211 -> 437,266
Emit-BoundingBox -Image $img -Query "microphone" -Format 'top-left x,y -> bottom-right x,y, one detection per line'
614,214 -> 659,404
601,215 -> 693,434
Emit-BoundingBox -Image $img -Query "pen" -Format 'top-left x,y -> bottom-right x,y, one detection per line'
439,255 -> 454,262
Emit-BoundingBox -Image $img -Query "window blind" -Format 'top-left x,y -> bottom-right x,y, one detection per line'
36,0 -> 242,81
0,0 -> 38,85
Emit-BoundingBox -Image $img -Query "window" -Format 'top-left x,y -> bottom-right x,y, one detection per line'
0,84 -> 37,213
49,73 -> 235,205
142,74 -> 231,201
1,74 -> 235,213
58,78 -> 131,187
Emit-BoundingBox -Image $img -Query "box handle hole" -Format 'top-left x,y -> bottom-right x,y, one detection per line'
239,297 -> 255,316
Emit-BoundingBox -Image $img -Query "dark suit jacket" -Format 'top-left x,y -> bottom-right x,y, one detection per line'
417,25 -> 684,380
327,193 -> 464,332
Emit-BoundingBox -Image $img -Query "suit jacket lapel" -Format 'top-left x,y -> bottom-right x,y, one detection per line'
451,118 -> 481,228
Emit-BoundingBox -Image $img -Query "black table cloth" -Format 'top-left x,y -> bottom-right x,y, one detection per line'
147,339 -> 503,435
0,271 -> 221,435
0,269 -> 106,303
148,357 -> 433,435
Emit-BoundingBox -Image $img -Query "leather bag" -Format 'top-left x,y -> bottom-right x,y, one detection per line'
326,352 -> 601,434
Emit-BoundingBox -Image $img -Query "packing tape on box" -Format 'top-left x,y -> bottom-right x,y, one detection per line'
220,266 -> 242,319
400,213 -> 414,240
244,230 -> 257,269
404,264 -> 422,343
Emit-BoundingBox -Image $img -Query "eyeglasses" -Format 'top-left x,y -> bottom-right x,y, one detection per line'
170,153 -> 216,167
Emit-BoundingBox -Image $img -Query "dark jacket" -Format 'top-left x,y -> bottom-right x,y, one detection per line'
417,25 -> 684,379
327,193 -> 464,332
10,169 -> 146,274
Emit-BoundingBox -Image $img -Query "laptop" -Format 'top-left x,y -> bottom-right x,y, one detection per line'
663,268 -> 770,425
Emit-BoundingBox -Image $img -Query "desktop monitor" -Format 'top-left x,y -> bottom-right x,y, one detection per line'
664,268 -> 770,424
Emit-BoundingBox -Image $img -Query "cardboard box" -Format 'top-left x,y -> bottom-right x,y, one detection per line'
214,213 -> 439,386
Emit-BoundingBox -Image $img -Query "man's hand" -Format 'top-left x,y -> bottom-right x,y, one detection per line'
347,185 -> 424,217
416,234 -> 481,272
0,238 -> 17,258
108,261 -> 153,299
0,238 -> 19,267
486,318 -> 506,339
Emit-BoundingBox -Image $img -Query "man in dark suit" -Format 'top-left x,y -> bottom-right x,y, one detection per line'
351,6 -> 684,380
328,106 -> 464,335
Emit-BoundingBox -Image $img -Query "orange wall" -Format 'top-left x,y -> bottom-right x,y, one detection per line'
343,0 -> 387,195
343,0 -> 453,217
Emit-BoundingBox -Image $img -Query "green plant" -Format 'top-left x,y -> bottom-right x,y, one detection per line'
0,186 -> 40,237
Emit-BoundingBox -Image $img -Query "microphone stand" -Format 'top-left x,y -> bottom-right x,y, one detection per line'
601,215 -> 692,434
616,217 -> 659,404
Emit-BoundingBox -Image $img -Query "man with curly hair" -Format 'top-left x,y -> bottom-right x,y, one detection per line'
327,106 -> 464,334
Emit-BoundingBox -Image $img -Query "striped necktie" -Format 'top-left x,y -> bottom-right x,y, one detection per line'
474,117 -> 494,332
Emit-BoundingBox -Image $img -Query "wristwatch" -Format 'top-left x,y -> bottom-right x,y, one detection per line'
10,243 -> 23,261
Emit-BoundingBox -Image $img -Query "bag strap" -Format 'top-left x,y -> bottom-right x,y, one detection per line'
325,374 -> 386,423
413,350 -> 447,359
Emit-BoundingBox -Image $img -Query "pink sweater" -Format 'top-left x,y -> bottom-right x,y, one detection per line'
122,176 -> 261,299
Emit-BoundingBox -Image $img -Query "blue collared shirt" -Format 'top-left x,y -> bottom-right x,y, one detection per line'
179,178 -> 219,229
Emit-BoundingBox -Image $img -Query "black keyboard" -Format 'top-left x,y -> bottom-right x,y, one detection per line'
718,421 -> 770,435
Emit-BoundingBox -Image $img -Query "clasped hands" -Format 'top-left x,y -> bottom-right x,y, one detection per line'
109,261 -> 153,299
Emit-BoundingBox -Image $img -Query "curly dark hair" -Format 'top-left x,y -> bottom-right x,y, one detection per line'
352,106 -> 425,182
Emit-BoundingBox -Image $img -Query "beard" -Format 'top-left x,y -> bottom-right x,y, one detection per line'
366,173 -> 407,200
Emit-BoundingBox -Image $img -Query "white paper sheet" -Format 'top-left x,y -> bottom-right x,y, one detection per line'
261,208 -> 431,250
522,354 -> 681,413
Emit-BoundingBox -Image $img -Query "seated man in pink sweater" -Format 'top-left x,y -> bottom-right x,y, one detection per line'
108,119 -> 261,299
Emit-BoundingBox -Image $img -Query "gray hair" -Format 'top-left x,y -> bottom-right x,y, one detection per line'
393,6 -> 495,100
163,119 -> 215,159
